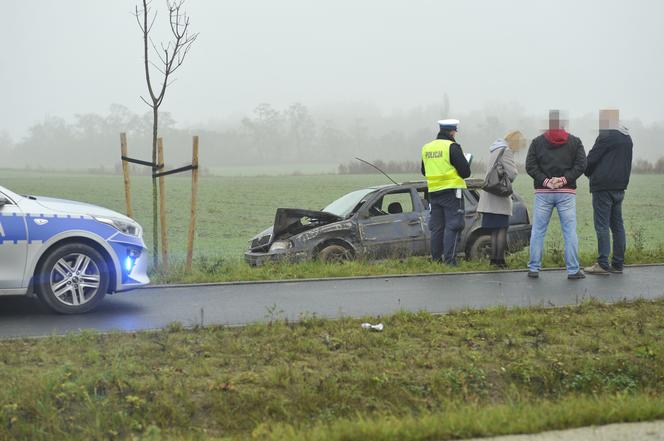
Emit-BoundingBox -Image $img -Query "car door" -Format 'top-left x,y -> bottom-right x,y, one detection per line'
462,189 -> 481,232
357,188 -> 427,258
416,187 -> 432,254
0,190 -> 28,289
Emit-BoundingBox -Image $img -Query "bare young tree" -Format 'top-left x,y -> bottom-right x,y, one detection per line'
134,0 -> 198,268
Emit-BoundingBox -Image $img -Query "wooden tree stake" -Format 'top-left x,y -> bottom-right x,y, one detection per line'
120,133 -> 134,218
157,138 -> 169,272
185,136 -> 199,272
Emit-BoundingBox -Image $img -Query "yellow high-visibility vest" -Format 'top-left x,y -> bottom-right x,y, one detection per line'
421,139 -> 467,192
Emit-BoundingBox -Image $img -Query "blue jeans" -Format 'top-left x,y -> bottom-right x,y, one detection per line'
528,193 -> 580,274
592,191 -> 626,270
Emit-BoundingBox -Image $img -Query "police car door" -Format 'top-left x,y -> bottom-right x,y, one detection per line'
0,189 -> 28,290
358,188 -> 426,258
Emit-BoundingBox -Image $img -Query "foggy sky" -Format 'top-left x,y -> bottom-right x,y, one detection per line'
3,0 -> 664,139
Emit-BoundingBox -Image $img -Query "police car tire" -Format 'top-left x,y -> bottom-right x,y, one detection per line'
468,235 -> 492,260
35,243 -> 109,314
318,244 -> 353,263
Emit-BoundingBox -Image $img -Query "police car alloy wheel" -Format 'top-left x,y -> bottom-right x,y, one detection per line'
36,243 -> 110,314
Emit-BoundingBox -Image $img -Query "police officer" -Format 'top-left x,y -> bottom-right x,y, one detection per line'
421,119 -> 471,264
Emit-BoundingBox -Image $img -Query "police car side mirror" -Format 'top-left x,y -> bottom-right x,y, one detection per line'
0,196 -> 9,207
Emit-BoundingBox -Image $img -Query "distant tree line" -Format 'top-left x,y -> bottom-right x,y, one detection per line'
337,159 -> 488,176
2,101 -> 664,172
632,158 -> 664,174
338,157 -> 664,176
338,160 -> 421,175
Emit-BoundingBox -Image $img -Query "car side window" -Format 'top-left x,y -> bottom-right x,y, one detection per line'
369,190 -> 414,217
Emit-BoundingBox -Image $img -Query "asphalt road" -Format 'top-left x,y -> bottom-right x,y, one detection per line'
1,265 -> 663,338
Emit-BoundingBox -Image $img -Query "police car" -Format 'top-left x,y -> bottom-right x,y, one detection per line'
0,185 -> 149,314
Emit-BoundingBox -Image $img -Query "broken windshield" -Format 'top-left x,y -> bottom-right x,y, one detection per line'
322,188 -> 376,218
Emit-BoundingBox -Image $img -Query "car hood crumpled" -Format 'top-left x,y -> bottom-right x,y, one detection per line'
272,208 -> 343,239
249,208 -> 343,252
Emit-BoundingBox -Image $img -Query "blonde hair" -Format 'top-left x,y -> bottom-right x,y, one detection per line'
504,130 -> 526,152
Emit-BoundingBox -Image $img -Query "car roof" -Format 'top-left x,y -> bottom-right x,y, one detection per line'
363,178 -> 483,191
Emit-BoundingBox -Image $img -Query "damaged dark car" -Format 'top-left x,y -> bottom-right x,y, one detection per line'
244,179 -> 531,265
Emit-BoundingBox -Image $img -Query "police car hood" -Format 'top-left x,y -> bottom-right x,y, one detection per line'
32,196 -> 134,222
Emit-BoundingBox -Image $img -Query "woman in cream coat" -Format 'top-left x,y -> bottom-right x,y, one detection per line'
477,131 -> 526,267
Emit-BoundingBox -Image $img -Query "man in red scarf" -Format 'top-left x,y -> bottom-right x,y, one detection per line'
525,110 -> 587,279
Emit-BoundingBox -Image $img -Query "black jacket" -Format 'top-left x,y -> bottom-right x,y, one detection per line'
525,133 -> 587,190
420,131 -> 471,180
584,129 -> 633,192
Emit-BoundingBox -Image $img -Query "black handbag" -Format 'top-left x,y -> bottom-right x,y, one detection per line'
482,148 -> 513,197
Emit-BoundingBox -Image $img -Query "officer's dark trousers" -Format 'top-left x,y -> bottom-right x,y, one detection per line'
592,190 -> 626,270
429,190 -> 465,264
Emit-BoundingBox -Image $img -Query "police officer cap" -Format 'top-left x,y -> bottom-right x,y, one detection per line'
437,119 -> 460,131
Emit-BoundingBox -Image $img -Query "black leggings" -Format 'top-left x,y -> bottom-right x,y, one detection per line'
491,227 -> 508,262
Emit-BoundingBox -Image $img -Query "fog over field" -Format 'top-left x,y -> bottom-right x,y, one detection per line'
2,0 -> 663,169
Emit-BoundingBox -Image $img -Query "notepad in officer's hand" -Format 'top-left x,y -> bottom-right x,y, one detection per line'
464,153 -> 473,166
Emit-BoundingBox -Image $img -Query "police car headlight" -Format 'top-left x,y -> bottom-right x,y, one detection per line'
269,240 -> 292,252
94,216 -> 142,237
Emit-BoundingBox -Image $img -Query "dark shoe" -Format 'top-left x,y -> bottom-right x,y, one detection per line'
527,271 -> 539,279
608,266 -> 623,274
568,271 -> 586,280
584,263 -> 610,275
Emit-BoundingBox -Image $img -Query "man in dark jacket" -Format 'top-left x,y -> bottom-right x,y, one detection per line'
584,109 -> 633,275
525,110 -> 587,279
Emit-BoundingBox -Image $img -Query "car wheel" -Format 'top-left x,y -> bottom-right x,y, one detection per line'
468,235 -> 492,261
35,243 -> 109,314
317,244 -> 353,263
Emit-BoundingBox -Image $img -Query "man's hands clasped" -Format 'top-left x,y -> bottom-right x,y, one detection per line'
545,177 -> 565,189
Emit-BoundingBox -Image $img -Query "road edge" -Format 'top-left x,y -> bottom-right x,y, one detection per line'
140,263 -> 664,290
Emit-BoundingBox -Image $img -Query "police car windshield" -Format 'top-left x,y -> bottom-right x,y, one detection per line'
0,187 -> 20,202
322,188 -> 376,218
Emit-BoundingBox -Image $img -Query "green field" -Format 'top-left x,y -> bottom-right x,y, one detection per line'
1,299 -> 663,440
1,169 -> 662,266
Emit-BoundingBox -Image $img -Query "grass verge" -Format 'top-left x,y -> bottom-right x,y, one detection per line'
1,299 -> 664,440
151,246 -> 664,284
261,394 -> 664,441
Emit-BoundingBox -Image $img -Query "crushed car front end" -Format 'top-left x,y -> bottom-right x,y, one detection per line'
244,208 -> 356,266
244,227 -> 307,266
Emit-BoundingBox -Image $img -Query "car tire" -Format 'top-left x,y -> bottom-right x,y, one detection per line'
317,244 -> 353,263
467,235 -> 492,261
35,243 -> 109,314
